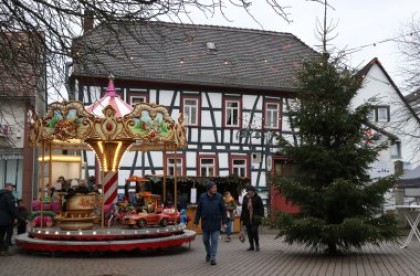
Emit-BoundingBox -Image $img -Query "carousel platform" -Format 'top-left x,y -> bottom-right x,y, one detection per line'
16,224 -> 196,253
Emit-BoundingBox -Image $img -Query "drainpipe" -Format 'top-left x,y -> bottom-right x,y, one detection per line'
64,62 -> 74,100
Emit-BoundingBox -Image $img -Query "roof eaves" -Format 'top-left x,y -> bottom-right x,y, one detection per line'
73,71 -> 300,93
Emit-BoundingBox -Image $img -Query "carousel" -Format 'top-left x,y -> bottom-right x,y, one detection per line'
16,76 -> 196,253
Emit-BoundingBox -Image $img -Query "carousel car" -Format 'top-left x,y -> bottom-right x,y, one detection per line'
162,208 -> 181,223
123,212 -> 173,228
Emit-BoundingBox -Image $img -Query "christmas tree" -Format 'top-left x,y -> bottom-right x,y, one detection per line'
270,54 -> 399,255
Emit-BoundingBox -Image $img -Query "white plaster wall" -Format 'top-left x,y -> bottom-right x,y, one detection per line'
351,63 -> 414,176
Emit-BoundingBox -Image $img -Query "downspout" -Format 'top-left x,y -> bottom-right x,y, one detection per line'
64,62 -> 74,100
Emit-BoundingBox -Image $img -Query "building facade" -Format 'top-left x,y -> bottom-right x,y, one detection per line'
352,58 -> 420,209
0,31 -> 45,205
69,21 -> 318,206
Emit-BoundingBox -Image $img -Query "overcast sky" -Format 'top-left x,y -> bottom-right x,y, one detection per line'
185,0 -> 419,93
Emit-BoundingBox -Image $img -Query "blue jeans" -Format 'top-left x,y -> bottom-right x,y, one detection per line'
202,230 -> 220,260
226,220 -> 233,236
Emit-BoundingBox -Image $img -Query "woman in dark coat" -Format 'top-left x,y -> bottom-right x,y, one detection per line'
240,186 -> 264,251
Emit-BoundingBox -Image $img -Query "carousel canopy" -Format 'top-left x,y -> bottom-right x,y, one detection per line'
29,76 -> 187,155
85,75 -> 133,118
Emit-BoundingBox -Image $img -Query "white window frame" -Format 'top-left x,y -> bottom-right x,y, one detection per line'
225,99 -> 240,127
167,157 -> 183,176
130,95 -> 147,106
265,102 -> 280,129
199,158 -> 216,176
232,158 -> 247,177
183,97 -> 199,126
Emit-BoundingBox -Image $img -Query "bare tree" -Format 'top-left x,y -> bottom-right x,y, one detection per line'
397,15 -> 420,93
0,0 -> 291,107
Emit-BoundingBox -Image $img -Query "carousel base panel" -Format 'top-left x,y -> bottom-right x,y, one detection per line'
16,225 -> 196,253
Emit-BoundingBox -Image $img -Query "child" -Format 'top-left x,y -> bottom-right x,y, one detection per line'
223,191 -> 237,242
16,199 -> 29,234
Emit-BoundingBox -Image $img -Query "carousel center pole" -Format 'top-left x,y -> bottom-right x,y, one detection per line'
174,148 -> 178,223
101,169 -> 105,228
40,140 -> 45,230
48,141 -> 52,202
163,144 -> 167,204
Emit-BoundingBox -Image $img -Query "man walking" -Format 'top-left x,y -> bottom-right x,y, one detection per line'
0,183 -> 27,256
193,181 -> 227,265
240,186 -> 264,252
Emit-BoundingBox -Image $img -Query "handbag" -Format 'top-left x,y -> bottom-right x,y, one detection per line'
239,225 -> 246,243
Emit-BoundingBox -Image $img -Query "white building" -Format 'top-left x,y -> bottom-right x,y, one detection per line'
0,31 -> 45,205
351,58 -> 420,209
352,58 -> 418,176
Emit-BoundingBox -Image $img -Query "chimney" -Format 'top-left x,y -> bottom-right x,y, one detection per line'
83,10 -> 94,33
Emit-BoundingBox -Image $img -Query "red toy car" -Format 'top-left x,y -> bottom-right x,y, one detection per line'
123,212 -> 173,228
162,208 -> 181,224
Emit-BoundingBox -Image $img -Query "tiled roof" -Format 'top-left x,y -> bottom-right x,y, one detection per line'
405,87 -> 420,104
72,21 -> 319,91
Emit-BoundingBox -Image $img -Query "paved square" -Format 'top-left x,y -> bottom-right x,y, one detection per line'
1,233 -> 419,276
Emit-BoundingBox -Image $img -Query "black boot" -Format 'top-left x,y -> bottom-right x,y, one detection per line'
247,241 -> 254,251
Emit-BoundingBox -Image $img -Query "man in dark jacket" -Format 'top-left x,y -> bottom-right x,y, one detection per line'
240,185 -> 264,252
0,183 -> 27,256
193,181 -> 227,265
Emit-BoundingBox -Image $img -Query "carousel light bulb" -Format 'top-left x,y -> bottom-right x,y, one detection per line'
55,231 -> 59,235
121,231 -> 125,234
66,232 -> 70,235
93,231 -> 97,235
134,231 -> 138,234
146,230 -> 150,234
79,231 -> 83,235
45,231 -> 50,234
107,231 -> 111,234
37,230 -> 41,234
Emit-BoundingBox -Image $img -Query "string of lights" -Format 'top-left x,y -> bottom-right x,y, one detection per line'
343,30 -> 420,55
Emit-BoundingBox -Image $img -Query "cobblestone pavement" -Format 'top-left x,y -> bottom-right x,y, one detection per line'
1,232 -> 420,276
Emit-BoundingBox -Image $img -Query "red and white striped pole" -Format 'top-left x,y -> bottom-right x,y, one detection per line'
103,171 -> 118,205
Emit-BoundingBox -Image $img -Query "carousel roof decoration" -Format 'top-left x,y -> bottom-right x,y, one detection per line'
85,74 -> 133,118
29,75 -> 188,171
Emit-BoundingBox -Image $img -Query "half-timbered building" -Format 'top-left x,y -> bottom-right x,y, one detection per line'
69,21 -> 318,206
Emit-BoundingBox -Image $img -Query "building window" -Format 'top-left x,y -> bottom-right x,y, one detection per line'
230,155 -> 249,177
223,97 -> 241,128
198,155 -> 218,176
390,141 -> 401,159
368,106 -> 390,122
264,100 -> 281,129
182,96 -> 200,126
128,89 -> 149,106
165,154 -> 185,176
129,96 -> 147,106
102,87 -> 123,99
